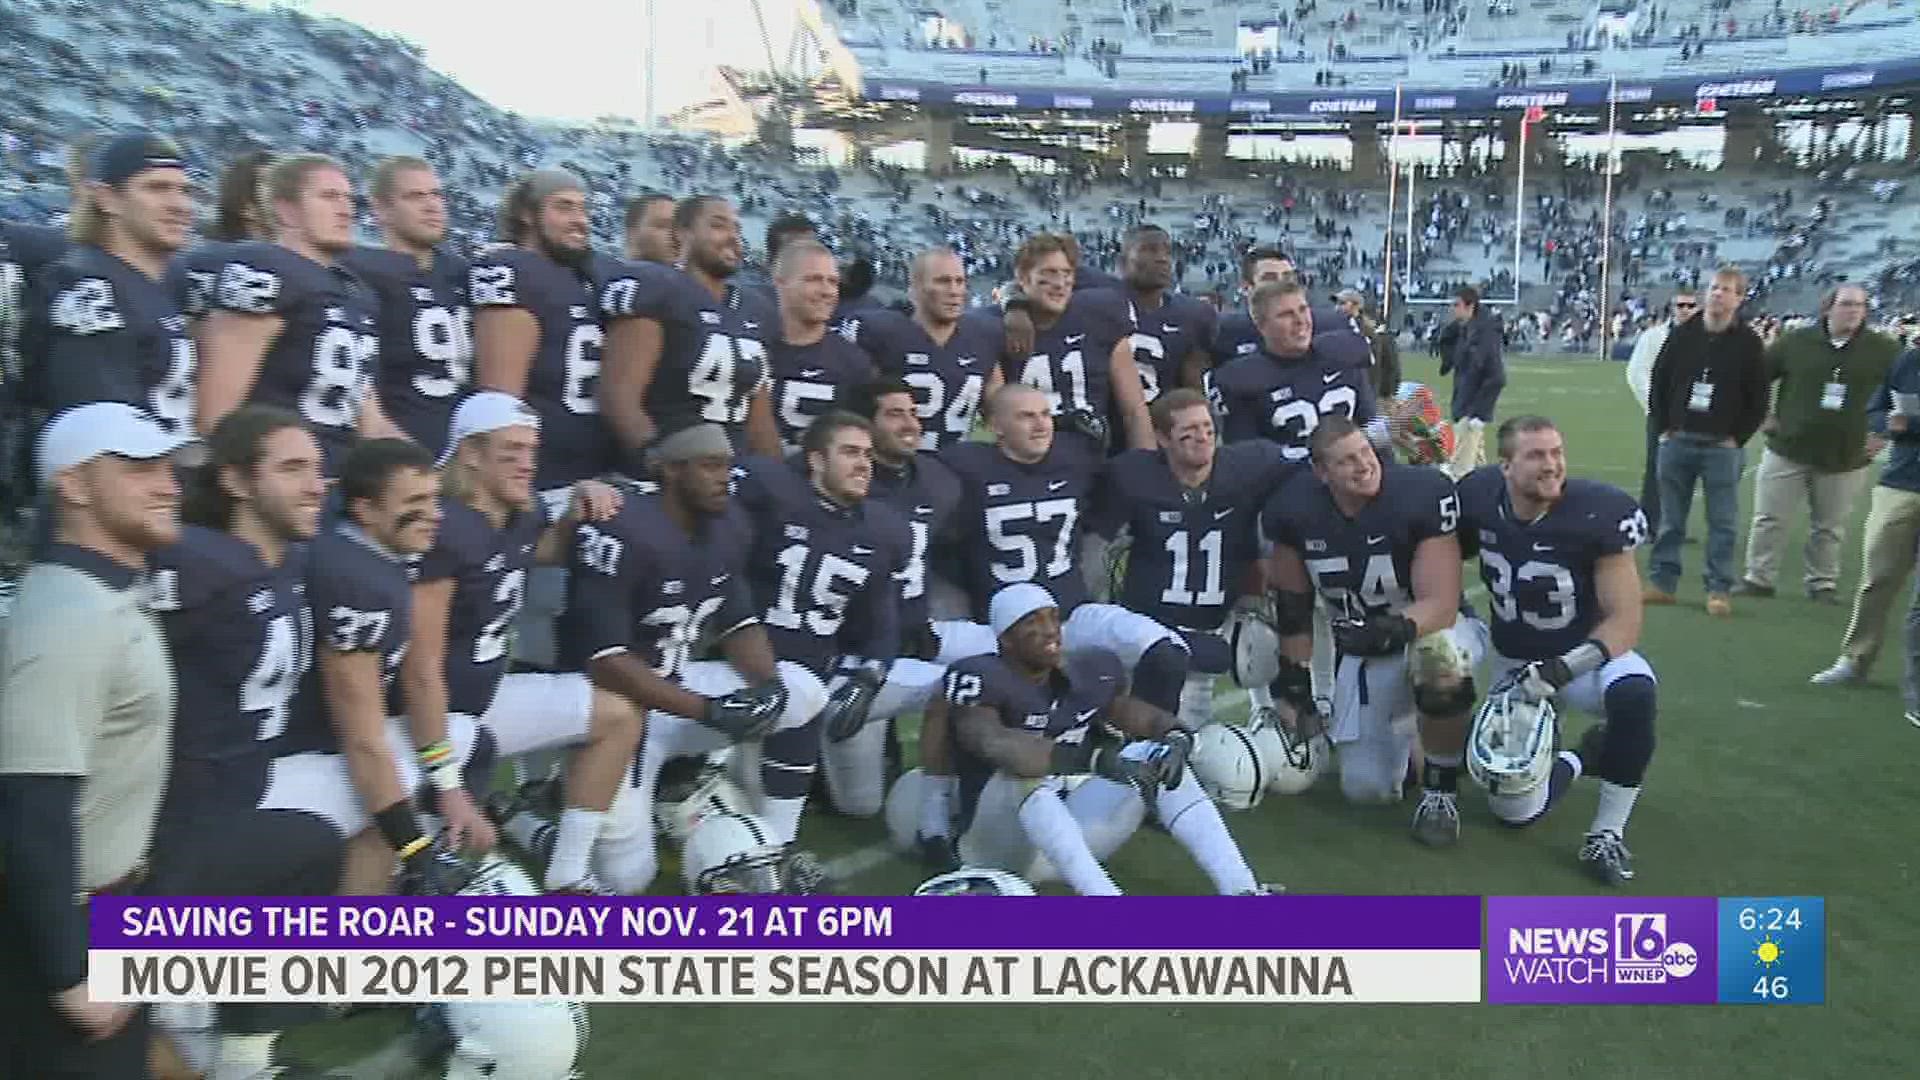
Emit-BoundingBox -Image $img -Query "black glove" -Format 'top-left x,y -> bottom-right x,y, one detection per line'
701,679 -> 789,740
1157,729 -> 1196,789
397,839 -> 476,897
1332,611 -> 1419,657
1064,407 -> 1109,446
904,620 -> 942,661
822,663 -> 886,743
1270,656 -> 1317,716
1091,741 -> 1184,791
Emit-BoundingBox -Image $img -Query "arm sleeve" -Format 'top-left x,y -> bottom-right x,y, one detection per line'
0,773 -> 86,992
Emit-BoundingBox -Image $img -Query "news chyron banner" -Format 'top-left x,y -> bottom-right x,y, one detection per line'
87,895 -> 1823,1005
90,896 -> 1481,1004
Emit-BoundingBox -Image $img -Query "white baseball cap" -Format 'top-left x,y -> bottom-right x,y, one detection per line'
989,582 -> 1058,637
36,403 -> 193,486
440,392 -> 540,466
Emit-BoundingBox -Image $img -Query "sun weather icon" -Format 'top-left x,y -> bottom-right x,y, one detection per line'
1754,935 -> 1783,969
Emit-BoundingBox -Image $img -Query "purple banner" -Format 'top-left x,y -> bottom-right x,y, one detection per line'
1485,897 -> 1718,1004
92,895 -> 1480,951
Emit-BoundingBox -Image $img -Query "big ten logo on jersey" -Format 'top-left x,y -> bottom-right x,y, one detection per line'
564,305 -> 602,414
692,330 -> 767,425
306,309 -> 378,429
903,357 -> 984,450
50,278 -> 124,335
985,498 -> 1077,583
766,523 -> 872,636
1019,347 -> 1091,414
1614,913 -> 1699,985
1129,332 -> 1165,402
1304,552 -> 1405,614
1269,383 -> 1358,461
410,289 -> 474,398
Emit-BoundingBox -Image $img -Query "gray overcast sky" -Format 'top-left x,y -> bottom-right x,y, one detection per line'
244,0 -> 806,123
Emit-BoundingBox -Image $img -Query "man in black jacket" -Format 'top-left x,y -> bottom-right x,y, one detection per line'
1644,266 -> 1770,615
1437,286 -> 1506,474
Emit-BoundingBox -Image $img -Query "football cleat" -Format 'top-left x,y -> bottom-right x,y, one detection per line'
1580,830 -> 1636,886
1410,790 -> 1461,848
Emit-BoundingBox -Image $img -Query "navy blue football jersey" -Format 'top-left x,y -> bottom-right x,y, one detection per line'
168,240 -> 237,322
399,499 -> 547,716
562,492 -> 759,679
213,241 -> 380,473
1455,467 -> 1648,661
282,524 -> 414,755
945,649 -> 1125,828
868,452 -> 964,631
733,456 -> 912,675
1209,310 -> 1261,366
941,438 -> 1102,621
767,332 -> 874,452
469,246 -> 611,489
1075,264 -> 1123,292
2,221 -> 66,387
149,527 -> 314,812
342,246 -> 472,456
598,262 -> 774,448
1204,337 -> 1378,459
36,245 -> 196,433
841,308 -> 1000,452
1089,442 -> 1301,633
1261,463 -> 1458,621
999,290 -> 1133,446
1105,289 -> 1217,404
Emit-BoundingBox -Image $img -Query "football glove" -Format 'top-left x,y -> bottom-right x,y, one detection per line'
1331,611 -> 1419,657
822,662 -> 887,743
1063,407 -> 1109,446
397,839 -> 476,897
1091,740 -> 1184,791
1158,728 -> 1196,789
1492,657 -> 1572,702
701,679 -> 790,741
1270,656 -> 1317,717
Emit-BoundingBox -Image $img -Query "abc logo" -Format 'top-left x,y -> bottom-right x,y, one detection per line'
1661,942 -> 1699,979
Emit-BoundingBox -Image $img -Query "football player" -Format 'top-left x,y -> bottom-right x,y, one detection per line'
1206,279 -> 1381,459
170,149 -> 273,325
1096,224 -> 1217,401
839,247 -> 1004,452
393,393 -> 646,892
942,383 -> 1192,716
622,190 -> 678,265
944,583 -> 1268,895
145,405 -> 344,1080
344,155 -> 473,457
470,168 -> 612,670
1087,388 -> 1300,728
561,423 -> 827,892
1456,415 -> 1657,884
34,133 -> 196,433
597,194 -> 781,468
197,154 -> 402,474
1261,416 -> 1477,846
1208,247 -> 1294,365
765,242 -> 875,453
1,216 -> 67,549
995,232 -> 1154,453
733,412 -> 913,818
262,438 -> 460,894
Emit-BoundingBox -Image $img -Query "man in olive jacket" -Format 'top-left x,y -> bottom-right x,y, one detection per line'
1735,284 -> 1903,602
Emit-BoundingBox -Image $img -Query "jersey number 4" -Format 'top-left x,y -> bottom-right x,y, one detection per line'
903,368 -> 984,450
1304,552 -> 1404,615
245,608 -> 314,743
692,335 -> 767,424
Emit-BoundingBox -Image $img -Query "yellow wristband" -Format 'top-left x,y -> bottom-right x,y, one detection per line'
397,836 -> 431,861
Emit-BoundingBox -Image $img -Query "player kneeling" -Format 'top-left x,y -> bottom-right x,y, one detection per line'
919,583 -> 1273,895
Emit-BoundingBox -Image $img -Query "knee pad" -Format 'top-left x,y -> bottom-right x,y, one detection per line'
1129,638 -> 1190,714
1598,674 -> 1657,786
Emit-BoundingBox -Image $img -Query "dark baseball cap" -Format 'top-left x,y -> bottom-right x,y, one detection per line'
88,132 -> 185,186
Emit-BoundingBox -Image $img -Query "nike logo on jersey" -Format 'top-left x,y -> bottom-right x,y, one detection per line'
852,545 -> 874,556
710,575 -> 729,586
799,369 -> 824,378
1367,535 -> 1387,545
1047,480 -> 1070,491
1532,542 -> 1554,552
743,321 -> 759,330
1214,508 -> 1234,520
699,312 -> 720,325
957,356 -> 978,366
915,505 -> 934,515
1162,323 -> 1182,333
1322,371 -> 1342,384
1075,708 -> 1100,722
1065,334 -> 1086,344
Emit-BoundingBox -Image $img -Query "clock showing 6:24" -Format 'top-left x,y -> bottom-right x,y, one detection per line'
1716,897 -> 1825,1005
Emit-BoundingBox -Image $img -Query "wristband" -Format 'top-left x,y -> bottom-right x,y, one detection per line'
418,740 -> 462,793
1559,639 -> 1611,680
372,801 -> 429,857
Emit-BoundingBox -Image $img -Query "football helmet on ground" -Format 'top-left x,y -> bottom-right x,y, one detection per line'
681,811 -> 828,894
1186,722 -> 1272,810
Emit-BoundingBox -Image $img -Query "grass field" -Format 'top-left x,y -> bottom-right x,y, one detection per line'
296,353 -> 1915,1079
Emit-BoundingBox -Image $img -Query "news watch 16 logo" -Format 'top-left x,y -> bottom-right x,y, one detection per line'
1486,897 -> 1720,1004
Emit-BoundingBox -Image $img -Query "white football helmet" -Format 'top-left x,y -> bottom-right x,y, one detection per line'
441,1000 -> 588,1080
459,853 -> 542,898
1223,598 -> 1283,689
681,811 -> 820,894
1187,723 -> 1271,810
1246,710 -> 1327,796
1467,688 -> 1558,797
914,868 -> 1037,896
652,759 -> 748,843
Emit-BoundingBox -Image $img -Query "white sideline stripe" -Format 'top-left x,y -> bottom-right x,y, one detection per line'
824,842 -> 898,881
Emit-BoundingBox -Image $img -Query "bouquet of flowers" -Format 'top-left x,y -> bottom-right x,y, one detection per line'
1387,381 -> 1455,466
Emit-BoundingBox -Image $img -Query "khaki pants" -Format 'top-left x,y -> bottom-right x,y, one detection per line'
1840,485 -> 1920,671
1742,448 -> 1869,593
1446,418 -> 1486,479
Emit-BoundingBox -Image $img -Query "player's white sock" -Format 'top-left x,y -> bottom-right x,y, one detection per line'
1160,790 -> 1258,895
1590,781 -> 1640,837
503,810 -> 556,860
761,795 -> 806,846
1016,789 -> 1121,896
544,808 -> 605,889
212,1033 -> 279,1080
919,774 -> 958,838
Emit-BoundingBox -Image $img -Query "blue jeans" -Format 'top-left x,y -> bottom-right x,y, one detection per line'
1650,436 -> 1743,595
